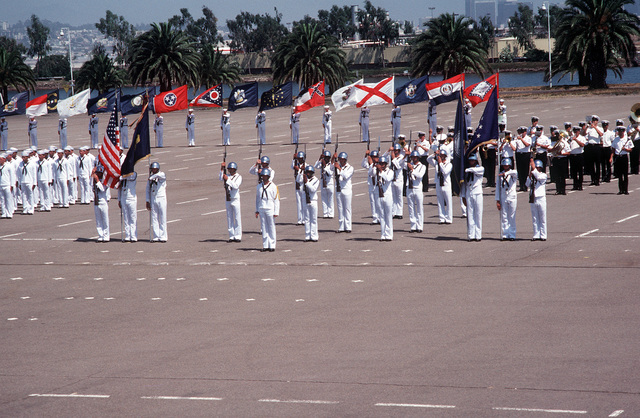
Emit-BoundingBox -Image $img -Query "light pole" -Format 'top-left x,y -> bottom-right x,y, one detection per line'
59,28 -> 75,95
428,7 -> 435,19
541,2 -> 552,88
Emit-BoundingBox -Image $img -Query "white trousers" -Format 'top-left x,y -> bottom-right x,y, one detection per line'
336,191 -> 352,232
407,188 -> 423,231
391,181 -> 403,216
94,202 -> 110,241
150,197 -> 167,241
304,201 -> 318,240
0,186 -> 13,217
466,193 -> 483,240
499,198 -> 517,239
378,196 -> 393,240
320,186 -> 334,217
20,184 -> 34,214
259,209 -> 276,249
122,198 -> 137,241
295,188 -> 305,224
225,198 -> 242,240
222,125 -> 230,145
56,180 -> 69,207
79,176 -> 91,203
530,198 -> 547,239
37,181 -> 51,211
436,185 -> 452,223
368,185 -> 381,223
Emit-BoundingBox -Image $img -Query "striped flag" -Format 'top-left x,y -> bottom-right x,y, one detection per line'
99,108 -> 121,188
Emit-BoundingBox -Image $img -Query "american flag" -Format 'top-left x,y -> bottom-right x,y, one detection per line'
99,107 -> 121,188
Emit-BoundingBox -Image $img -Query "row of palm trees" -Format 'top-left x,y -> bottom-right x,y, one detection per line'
1,0 -> 639,103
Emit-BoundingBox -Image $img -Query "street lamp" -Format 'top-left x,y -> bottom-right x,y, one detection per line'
541,2 -> 552,88
428,7 -> 435,19
59,28 -> 75,95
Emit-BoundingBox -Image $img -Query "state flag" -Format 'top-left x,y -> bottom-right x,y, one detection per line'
121,103 -> 151,177
120,88 -> 155,116
153,85 -> 188,113
98,107 -> 121,188
228,82 -> 258,111
466,87 -> 499,157
394,75 -> 430,106
293,80 -> 325,113
47,90 -> 59,113
331,79 -> 363,112
190,84 -> 223,108
88,90 -> 117,114
426,74 -> 465,106
0,92 -> 28,117
26,94 -> 48,117
57,89 -> 90,118
452,94 -> 467,196
259,81 -> 293,112
464,73 -> 498,107
355,77 -> 394,108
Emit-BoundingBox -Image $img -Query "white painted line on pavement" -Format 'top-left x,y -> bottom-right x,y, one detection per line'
493,407 -> 586,414
355,193 -> 365,197
57,219 -> 91,227
609,411 -> 624,417
616,214 -> 639,223
141,396 -> 222,401
576,228 -> 598,238
183,157 -> 204,161
259,399 -> 339,404
376,403 -> 455,409
174,153 -> 192,157
29,393 -> 110,398
581,235 -> 640,238
168,167 -> 188,172
167,219 -> 182,224
202,209 -> 226,215
0,232 -> 25,238
176,197 -> 208,205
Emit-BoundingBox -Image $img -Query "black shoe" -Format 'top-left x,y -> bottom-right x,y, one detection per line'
311,239 -> 318,242
345,230 -> 351,233
261,248 -> 268,252
617,192 -> 624,195
269,248 -> 275,252
409,229 -> 415,233
336,230 -> 343,233
417,229 -> 423,233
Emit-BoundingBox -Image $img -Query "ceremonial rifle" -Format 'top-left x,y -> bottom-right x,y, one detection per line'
334,134 -> 341,193
223,145 -> 231,201
257,142 -> 263,184
294,141 -> 300,191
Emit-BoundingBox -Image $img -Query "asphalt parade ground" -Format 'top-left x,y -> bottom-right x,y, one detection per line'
1,93 -> 639,417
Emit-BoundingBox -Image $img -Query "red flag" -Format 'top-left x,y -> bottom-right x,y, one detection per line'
190,84 -> 223,108
99,108 -> 121,188
26,94 -> 48,117
463,74 -> 498,107
153,85 -> 188,113
293,80 -> 325,113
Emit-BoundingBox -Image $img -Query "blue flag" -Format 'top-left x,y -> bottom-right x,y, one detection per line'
452,93 -> 467,196
0,92 -> 28,117
228,82 -> 258,111
394,75 -> 429,106
466,88 -> 499,158
121,103 -> 151,177
259,81 -> 293,112
88,90 -> 117,114
120,88 -> 156,116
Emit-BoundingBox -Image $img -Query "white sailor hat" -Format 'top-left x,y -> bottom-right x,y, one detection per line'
0,153 -> 7,159
536,125 -> 544,131
30,145 -> 37,150
56,148 -> 64,153
9,147 -> 18,153
447,125 -> 454,131
616,119 -> 624,126
38,149 -> 47,155
80,146 -> 89,151
49,145 -> 57,151
324,105 -> 330,109
223,108 -> 228,112
591,115 -> 600,121
64,145 -> 73,151
602,120 -> 609,125
616,126 -> 626,131
398,134 -> 406,139
417,131 -> 425,136
436,125 -> 444,131
22,150 -> 30,157
499,98 -> 504,102
188,108 -> 193,112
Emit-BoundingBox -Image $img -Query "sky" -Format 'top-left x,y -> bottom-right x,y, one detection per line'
2,0 -> 550,28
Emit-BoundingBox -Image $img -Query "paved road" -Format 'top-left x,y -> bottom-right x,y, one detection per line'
1,94 -> 639,417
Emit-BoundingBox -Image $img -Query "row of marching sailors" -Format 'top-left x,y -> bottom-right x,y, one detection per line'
497,117 -> 636,196
0,145 -> 97,218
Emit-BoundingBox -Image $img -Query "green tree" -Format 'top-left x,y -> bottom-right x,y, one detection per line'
168,6 -> 222,48
508,4 -> 535,51
272,23 -> 348,92
549,0 -> 640,89
475,15 -> 496,52
95,10 -> 136,65
0,36 -> 27,55
26,14 -> 51,64
76,46 -> 127,94
128,22 -> 200,92
318,5 -> 356,40
34,54 -> 70,78
199,45 -> 242,88
0,47 -> 36,104
403,20 -> 414,35
357,1 -> 399,46
535,4 -> 563,38
410,13 -> 490,79
227,9 -> 288,52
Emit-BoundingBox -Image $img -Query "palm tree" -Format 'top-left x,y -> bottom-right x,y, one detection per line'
0,47 -> 36,104
199,44 -> 242,88
549,0 -> 640,89
128,22 -> 200,92
76,48 -> 127,94
410,13 -> 490,79
271,23 -> 348,92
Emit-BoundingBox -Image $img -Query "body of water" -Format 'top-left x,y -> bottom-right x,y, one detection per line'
14,66 -> 640,102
